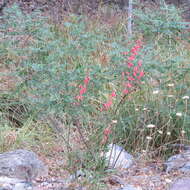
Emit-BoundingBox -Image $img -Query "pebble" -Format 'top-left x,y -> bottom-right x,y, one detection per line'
169,177 -> 190,190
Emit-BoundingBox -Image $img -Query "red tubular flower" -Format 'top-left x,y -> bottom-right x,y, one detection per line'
102,91 -> 117,111
128,62 -> 134,68
75,75 -> 90,102
128,76 -> 135,81
84,76 -> 90,85
133,71 -> 137,77
103,126 -> 112,136
103,100 -> 113,110
79,85 -> 87,95
137,71 -> 144,80
128,55 -> 135,61
138,60 -> 142,67
123,89 -> 129,95
133,66 -> 139,73
122,51 -> 128,55
111,91 -> 116,97
125,82 -> 133,88
76,95 -> 84,101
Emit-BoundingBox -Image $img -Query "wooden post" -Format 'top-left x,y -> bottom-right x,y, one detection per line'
128,0 -> 133,37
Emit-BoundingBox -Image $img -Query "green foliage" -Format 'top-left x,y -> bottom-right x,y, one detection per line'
134,0 -> 189,42
0,2 -> 190,177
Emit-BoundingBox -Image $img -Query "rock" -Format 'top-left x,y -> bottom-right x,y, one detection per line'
105,144 -> 134,169
13,182 -> 32,190
0,149 -> 48,181
118,184 -> 142,190
68,170 -> 86,182
164,150 -> 190,173
107,175 -> 125,186
169,177 -> 190,190
67,170 -> 93,182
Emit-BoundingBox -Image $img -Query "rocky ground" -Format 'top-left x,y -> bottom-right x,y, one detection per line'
33,154 -> 190,190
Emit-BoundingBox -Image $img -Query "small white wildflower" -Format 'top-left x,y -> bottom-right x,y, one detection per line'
112,120 -> 117,124
167,95 -> 174,98
146,136 -> 152,140
181,130 -> 186,134
143,107 -> 148,111
165,178 -> 172,183
147,124 -> 156,128
167,132 -> 171,136
167,83 -> 174,87
182,96 -> 189,100
176,112 -> 182,117
135,108 -> 139,111
153,90 -> 159,94
158,130 -> 163,134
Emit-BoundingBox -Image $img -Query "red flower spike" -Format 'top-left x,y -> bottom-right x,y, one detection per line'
122,72 -> 125,79
122,51 -> 128,55
128,55 -> 135,61
76,95 -> 84,101
138,60 -> 142,67
111,91 -> 116,97
103,100 -> 113,110
103,127 -> 112,136
128,62 -> 134,68
133,66 -> 139,73
123,89 -> 129,95
84,76 -> 90,85
125,82 -> 133,88
79,86 -> 87,95
128,76 -> 135,81
133,72 -> 137,77
137,71 -> 144,80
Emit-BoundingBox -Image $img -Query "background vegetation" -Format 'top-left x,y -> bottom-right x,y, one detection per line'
0,0 -> 190,188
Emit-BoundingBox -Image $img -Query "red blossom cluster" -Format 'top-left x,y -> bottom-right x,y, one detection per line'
76,75 -> 90,101
101,39 -> 144,111
101,91 -> 117,111
101,125 -> 112,145
122,39 -> 144,95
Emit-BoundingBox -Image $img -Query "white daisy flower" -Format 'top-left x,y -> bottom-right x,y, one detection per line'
153,90 -> 159,94
146,136 -> 152,140
158,130 -> 163,134
167,132 -> 171,135
167,83 -> 174,87
167,95 -> 174,98
112,120 -> 117,124
181,130 -> 186,134
147,124 -> 156,128
182,96 -> 189,100
176,112 -> 182,117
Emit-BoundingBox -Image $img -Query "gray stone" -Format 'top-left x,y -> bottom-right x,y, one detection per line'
67,170 -> 93,182
164,150 -> 190,173
105,144 -> 134,169
0,149 -> 48,181
13,182 -> 32,190
169,177 -> 190,190
118,184 -> 142,190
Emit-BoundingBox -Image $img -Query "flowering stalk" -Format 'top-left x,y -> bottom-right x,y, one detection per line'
113,39 -> 144,114
101,39 -> 144,113
75,75 -> 90,102
101,91 -> 117,111
122,39 -> 144,95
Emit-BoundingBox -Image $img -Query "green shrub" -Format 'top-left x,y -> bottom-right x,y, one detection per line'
134,0 -> 189,42
1,2 -> 190,175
